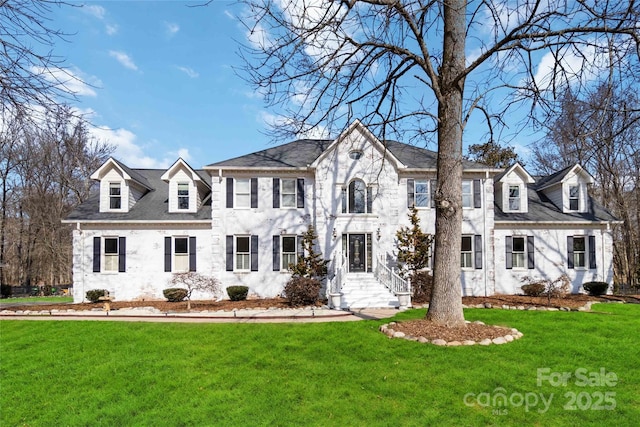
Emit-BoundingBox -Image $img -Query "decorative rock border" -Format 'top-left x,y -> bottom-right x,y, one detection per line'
412,300 -> 598,312
379,320 -> 524,346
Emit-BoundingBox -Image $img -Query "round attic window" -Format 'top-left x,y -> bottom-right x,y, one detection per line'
349,150 -> 363,160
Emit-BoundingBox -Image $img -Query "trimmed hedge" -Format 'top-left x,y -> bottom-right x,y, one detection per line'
163,288 -> 188,302
583,281 -> 609,296
283,277 -> 322,307
86,289 -> 107,303
227,286 -> 249,301
521,283 -> 545,297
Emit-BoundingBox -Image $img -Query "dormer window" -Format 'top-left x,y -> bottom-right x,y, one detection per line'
177,183 -> 189,210
508,185 -> 520,211
569,185 -> 579,211
109,182 -> 122,209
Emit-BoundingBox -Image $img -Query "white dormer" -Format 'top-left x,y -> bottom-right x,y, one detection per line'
537,164 -> 594,213
161,158 -> 211,213
494,163 -> 535,213
91,158 -> 152,213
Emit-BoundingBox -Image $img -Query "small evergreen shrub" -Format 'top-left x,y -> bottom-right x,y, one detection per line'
521,283 -> 545,297
163,288 -> 188,302
283,277 -> 322,307
227,286 -> 249,301
86,289 -> 107,303
411,271 -> 433,303
583,281 -> 609,296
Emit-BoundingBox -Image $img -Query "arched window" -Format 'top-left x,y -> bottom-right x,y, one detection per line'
342,179 -> 373,214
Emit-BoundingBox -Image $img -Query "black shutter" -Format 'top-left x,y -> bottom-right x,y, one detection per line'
164,237 -> 172,272
473,179 -> 481,208
250,235 -> 258,271
589,235 -> 596,269
273,235 -> 280,271
567,236 -> 574,269
367,186 -> 373,213
93,237 -> 101,272
474,235 -> 482,269
341,188 -> 347,213
527,236 -> 535,269
189,236 -> 196,272
250,178 -> 258,208
226,178 -> 233,208
505,236 -> 513,269
297,178 -> 305,208
297,235 -> 304,257
118,237 -> 126,273
226,236 -> 234,271
430,180 -> 437,208
407,179 -> 415,208
273,178 -> 280,208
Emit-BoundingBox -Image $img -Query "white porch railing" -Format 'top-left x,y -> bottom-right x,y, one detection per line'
328,252 -> 347,295
374,255 -> 410,294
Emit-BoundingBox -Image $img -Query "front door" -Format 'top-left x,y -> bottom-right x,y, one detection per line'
348,234 -> 366,272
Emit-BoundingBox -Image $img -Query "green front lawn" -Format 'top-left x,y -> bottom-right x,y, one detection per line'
0,296 -> 73,304
1,304 -> 638,426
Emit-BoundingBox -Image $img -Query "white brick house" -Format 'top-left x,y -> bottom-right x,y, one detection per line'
64,121 -> 618,307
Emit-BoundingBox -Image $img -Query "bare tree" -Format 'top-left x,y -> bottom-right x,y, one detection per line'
235,0 -> 639,326
169,272 -> 221,311
0,0 -> 79,115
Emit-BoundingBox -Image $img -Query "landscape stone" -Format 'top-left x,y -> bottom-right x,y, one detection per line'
417,337 -> 429,343
492,337 -> 507,345
432,339 -> 447,346
462,340 -> 476,346
393,331 -> 406,338
447,341 -> 462,346
504,335 -> 514,342
479,339 -> 492,346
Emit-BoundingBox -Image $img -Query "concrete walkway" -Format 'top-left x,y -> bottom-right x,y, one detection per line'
0,306 -> 400,323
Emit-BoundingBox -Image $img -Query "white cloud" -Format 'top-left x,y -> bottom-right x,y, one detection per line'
109,51 -> 139,71
82,4 -> 106,20
31,66 -> 100,97
88,125 -> 170,168
106,24 -> 119,36
177,66 -> 199,78
165,22 -> 180,37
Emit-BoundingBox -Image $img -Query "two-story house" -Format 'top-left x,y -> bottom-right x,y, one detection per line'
64,120 -> 618,307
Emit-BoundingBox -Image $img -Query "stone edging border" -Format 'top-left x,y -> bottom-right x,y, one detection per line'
412,300 -> 601,312
379,320 -> 523,346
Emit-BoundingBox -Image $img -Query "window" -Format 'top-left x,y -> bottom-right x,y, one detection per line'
177,183 -> 189,210
281,179 -> 296,208
407,179 -> 429,208
104,238 -> 119,272
569,185 -> 579,210
349,150 -> 363,160
281,236 -> 298,270
236,179 -> 251,208
227,177 -> 257,209
461,236 -> 473,268
164,236 -> 196,272
568,235 -> 596,269
273,178 -> 304,209
93,236 -> 125,273
506,236 -> 535,270
342,179 -> 372,214
462,180 -> 473,208
109,182 -> 121,209
508,185 -> 520,211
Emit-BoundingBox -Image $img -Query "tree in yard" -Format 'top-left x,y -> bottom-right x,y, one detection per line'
289,225 -> 329,281
396,206 -> 433,279
466,142 -> 522,168
169,272 -> 221,311
234,0 -> 639,326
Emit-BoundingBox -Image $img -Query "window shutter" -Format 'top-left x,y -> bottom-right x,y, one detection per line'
297,235 -> 304,257
367,186 -> 373,213
589,235 -> 596,269
273,235 -> 280,271
527,236 -> 535,269
189,236 -> 196,272
567,236 -> 574,269
341,188 -> 347,213
93,237 -> 101,272
273,178 -> 280,208
250,235 -> 258,271
407,179 -> 415,208
118,237 -> 126,272
473,179 -> 481,208
430,180 -> 437,208
297,178 -> 305,208
226,178 -> 233,208
505,236 -> 513,269
164,237 -> 172,272
474,235 -> 482,269
226,236 -> 234,271
250,178 -> 258,208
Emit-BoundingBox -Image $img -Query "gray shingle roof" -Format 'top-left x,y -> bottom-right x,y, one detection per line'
66,169 -> 211,222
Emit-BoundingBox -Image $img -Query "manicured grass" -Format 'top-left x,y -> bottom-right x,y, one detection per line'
1,304 -> 638,426
0,296 -> 73,304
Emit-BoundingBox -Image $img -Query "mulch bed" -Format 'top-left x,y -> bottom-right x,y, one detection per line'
391,320 -> 512,342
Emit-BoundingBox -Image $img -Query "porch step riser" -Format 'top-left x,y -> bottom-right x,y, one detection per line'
339,276 -> 400,309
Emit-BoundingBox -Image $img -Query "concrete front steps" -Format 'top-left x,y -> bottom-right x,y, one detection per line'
339,273 -> 400,309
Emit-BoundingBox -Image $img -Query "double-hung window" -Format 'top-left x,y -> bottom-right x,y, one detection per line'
462,180 -> 473,208
569,185 -> 579,211
104,238 -> 119,272
177,183 -> 189,210
164,236 -> 196,272
508,185 -> 520,211
407,179 -> 429,208
567,235 -> 596,269
109,182 -> 121,209
572,236 -> 586,268
281,179 -> 296,208
511,237 -> 526,268
174,237 -> 189,272
236,236 -> 251,271
93,236 -> 126,273
461,236 -> 473,268
505,236 -> 535,269
226,235 -> 258,272
236,179 -> 251,208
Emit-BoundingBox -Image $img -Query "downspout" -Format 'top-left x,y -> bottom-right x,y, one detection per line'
77,222 -> 84,303
483,171 -> 489,297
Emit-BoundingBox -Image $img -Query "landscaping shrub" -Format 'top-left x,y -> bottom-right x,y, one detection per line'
1,284 -> 11,299
283,277 -> 321,307
86,289 -> 107,303
521,283 -> 545,297
583,281 -> 609,296
411,271 -> 433,303
163,288 -> 188,302
227,286 -> 249,301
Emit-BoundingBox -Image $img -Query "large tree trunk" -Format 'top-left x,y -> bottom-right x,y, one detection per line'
426,0 -> 466,327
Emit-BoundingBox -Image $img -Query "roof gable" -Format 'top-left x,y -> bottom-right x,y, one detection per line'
494,162 -> 535,184
536,163 -> 594,190
161,158 -> 211,189
90,157 -> 153,191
